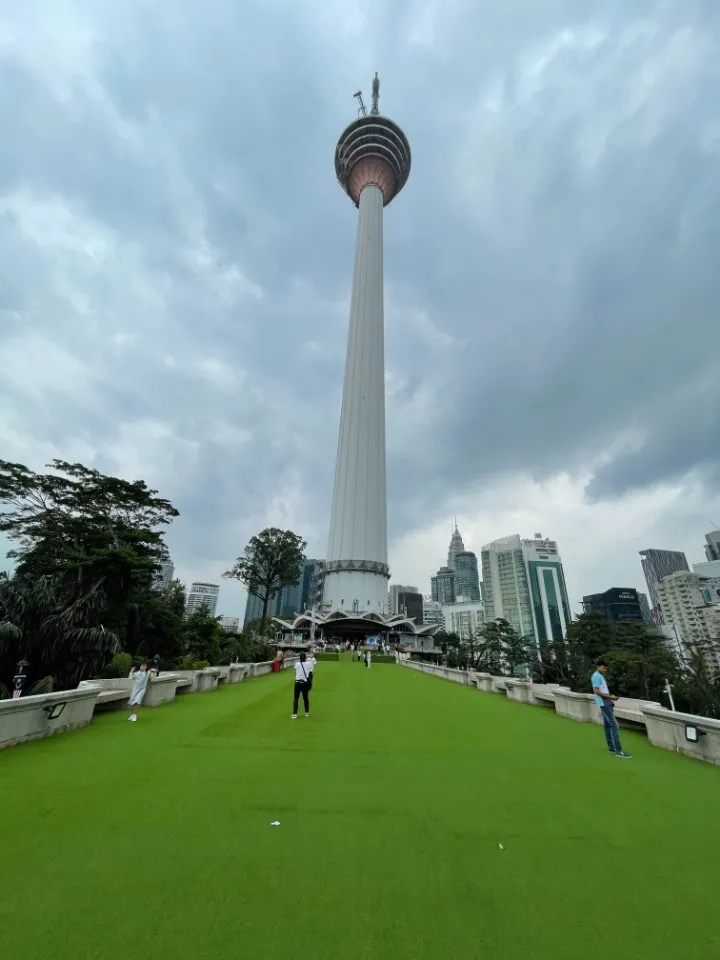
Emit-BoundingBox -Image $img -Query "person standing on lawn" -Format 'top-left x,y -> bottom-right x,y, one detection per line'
128,663 -> 150,722
591,660 -> 631,759
306,648 -> 317,691
291,652 -> 311,719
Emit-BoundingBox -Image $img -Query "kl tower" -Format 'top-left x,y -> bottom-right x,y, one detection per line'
323,74 -> 412,616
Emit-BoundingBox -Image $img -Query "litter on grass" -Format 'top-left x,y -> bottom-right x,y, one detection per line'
498,843 -> 504,850
270,821 -> 281,827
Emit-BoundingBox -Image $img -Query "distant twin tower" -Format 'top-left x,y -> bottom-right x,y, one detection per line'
322,75 -> 412,616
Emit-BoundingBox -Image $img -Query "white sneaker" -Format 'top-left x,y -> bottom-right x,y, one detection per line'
305,713 -> 310,718
290,714 -> 298,719
128,715 -> 137,722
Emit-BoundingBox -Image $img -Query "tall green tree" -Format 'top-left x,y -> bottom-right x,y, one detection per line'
224,527 -> 307,621
476,620 -> 508,675
0,459 -> 181,686
181,607 -> 223,665
0,572 -> 118,690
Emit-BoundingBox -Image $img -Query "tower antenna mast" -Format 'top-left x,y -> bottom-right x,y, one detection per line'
353,90 -> 367,117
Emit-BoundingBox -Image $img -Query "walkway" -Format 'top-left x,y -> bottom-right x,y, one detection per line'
1,662 -> 719,959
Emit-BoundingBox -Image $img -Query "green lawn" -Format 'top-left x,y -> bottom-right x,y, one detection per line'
2,662 -> 719,960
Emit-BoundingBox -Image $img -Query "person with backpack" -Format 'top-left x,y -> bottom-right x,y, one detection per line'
290,652 -> 311,719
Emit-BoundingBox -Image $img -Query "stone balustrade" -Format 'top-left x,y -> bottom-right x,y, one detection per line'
0,688 -> 99,749
1,658 -> 288,751
401,660 -> 719,767
641,705 -> 720,765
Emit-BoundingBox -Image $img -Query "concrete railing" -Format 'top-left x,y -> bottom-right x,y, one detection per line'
641,706 -> 720,765
1,657 -> 289,750
402,659 -> 472,685
0,688 -> 99,750
401,660 -> 720,767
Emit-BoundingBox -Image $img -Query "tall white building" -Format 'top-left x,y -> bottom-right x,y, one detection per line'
481,534 -> 571,646
639,548 -> 689,621
693,560 -> 720,603
422,598 -> 445,629
219,616 -> 240,633
704,531 -> 720,562
186,582 -> 220,617
442,600 -> 485,640
322,74 -> 411,616
656,571 -> 720,671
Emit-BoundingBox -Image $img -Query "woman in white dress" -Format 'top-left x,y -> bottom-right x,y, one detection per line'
128,663 -> 150,722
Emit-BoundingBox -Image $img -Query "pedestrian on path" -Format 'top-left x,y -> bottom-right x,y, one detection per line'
128,663 -> 150,722
365,650 -> 372,669
291,652 -> 311,719
306,649 -> 317,691
591,660 -> 631,758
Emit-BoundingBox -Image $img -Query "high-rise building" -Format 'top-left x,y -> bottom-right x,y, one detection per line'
482,534 -> 571,646
442,600 -> 485,640
692,560 -> 720,603
219,616 -> 240,633
431,566 -> 456,605
638,592 -> 652,623
640,549 -> 690,621
454,551 -> 481,601
704,531 -> 720,562
389,584 -> 419,615
582,588 -> 645,623
322,74 -> 411,616
186,582 -> 220,616
422,598 -> 445,629
447,524 -> 465,570
244,559 -> 324,625
154,560 -> 175,591
397,590 -> 423,625
656,571 -> 720,672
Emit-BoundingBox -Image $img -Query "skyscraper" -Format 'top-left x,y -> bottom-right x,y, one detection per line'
389,585 -> 419,615
154,559 -> 175,591
431,566 -> 456,604
323,74 -> 411,616
640,549 -> 690,622
454,550 -> 481,601
447,523 -> 465,570
186,582 -> 220,616
704,530 -> 720,562
582,588 -> 645,622
482,534 -> 571,646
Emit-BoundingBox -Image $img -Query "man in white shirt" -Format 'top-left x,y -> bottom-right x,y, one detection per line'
591,660 -> 631,758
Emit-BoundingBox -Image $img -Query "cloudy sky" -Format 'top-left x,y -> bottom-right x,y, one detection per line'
2,0 -> 720,619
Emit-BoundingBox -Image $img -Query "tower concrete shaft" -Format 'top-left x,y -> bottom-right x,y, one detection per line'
325,183 -> 388,613
323,77 -> 411,616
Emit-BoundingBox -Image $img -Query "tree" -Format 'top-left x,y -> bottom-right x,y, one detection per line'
224,528 -> 307,622
181,608 -> 223,666
0,572 -> 119,690
0,459 -> 181,687
476,620 -> 507,675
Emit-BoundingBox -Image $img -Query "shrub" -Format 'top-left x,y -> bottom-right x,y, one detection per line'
98,652 -> 133,679
314,653 -> 340,662
178,656 -> 211,670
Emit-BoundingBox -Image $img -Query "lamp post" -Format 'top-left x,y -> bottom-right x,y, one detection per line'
663,677 -> 676,712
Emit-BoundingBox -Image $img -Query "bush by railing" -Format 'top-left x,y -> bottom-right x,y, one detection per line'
314,653 -> 341,662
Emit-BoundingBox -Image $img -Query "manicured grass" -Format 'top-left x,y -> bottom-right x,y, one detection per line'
2,663 -> 719,960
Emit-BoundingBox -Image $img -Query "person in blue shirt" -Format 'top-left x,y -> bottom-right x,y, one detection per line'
591,660 -> 632,759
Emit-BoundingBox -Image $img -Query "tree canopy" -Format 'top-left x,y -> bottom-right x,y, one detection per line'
224,527 -> 307,621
